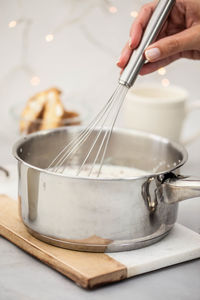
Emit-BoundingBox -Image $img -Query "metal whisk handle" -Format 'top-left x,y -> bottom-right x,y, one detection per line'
119,0 -> 175,88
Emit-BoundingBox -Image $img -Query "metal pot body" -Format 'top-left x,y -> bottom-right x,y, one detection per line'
13,128 -> 199,252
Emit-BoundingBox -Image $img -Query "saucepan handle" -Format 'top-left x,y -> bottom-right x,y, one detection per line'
159,175 -> 200,204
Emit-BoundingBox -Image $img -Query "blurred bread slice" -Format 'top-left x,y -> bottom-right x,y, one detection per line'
60,110 -> 80,126
40,88 -> 64,130
20,91 -> 46,133
20,87 -> 79,133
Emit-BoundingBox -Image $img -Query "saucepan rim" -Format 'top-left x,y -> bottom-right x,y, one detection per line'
12,126 -> 188,182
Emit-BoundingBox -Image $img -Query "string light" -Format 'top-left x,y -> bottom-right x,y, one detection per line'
45,34 -> 54,42
30,76 -> 40,86
158,67 -> 166,75
161,78 -> 170,87
8,20 -> 17,28
3,18 -> 37,89
109,6 -> 118,13
130,11 -> 138,18
4,0 -> 120,90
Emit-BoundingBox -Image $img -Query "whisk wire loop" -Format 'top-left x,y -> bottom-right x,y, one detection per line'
48,84 -> 128,177
76,85 -> 126,176
48,84 -> 121,173
96,86 -> 128,177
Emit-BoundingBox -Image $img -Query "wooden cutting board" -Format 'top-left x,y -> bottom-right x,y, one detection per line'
0,195 -> 200,289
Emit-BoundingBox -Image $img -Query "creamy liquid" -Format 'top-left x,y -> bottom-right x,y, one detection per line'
56,164 -> 149,179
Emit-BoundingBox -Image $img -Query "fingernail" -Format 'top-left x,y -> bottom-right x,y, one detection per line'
145,48 -> 161,61
129,37 -> 132,49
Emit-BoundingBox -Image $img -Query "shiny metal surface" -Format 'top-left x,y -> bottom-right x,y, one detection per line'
119,0 -> 175,88
160,175 -> 200,204
13,127 -> 200,252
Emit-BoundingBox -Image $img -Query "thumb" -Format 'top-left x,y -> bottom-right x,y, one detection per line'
144,25 -> 200,62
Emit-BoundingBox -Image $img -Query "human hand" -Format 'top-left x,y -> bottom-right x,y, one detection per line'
117,0 -> 200,75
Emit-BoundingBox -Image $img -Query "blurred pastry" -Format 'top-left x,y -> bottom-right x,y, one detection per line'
20,91 -> 46,133
40,88 -> 64,130
61,110 -> 80,126
20,87 -> 80,134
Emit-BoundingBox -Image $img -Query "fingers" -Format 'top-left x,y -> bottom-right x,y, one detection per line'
145,25 -> 200,62
139,48 -> 200,75
117,1 -> 156,69
116,42 -> 133,69
129,1 -> 156,49
139,54 -> 180,75
181,50 -> 200,60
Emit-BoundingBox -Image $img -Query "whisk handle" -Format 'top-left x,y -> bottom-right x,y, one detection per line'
119,0 -> 175,88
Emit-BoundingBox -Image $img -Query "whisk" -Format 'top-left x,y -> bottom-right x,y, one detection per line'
48,0 -> 175,177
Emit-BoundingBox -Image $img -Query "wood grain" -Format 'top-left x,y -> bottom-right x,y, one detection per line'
0,195 -> 127,289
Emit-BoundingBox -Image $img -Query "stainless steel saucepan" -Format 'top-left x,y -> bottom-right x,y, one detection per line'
13,127 -> 200,252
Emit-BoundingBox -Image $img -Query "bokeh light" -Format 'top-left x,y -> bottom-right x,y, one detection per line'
45,34 -> 54,42
130,11 -> 138,18
30,76 -> 40,86
158,67 -> 166,75
161,78 -> 170,87
8,20 -> 17,28
109,6 -> 118,14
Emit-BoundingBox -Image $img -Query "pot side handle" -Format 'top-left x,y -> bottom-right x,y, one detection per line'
159,175 -> 200,204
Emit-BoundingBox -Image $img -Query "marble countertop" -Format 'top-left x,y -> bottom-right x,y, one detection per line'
0,119 -> 200,300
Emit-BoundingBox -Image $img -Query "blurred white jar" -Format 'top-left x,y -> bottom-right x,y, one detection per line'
123,84 -> 200,143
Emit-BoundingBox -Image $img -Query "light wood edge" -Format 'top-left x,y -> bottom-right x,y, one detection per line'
0,195 -> 127,289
